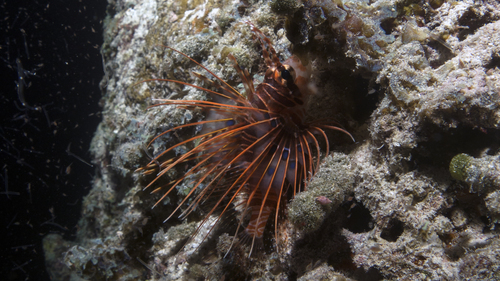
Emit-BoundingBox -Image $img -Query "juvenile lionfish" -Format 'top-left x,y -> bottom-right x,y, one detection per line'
137,22 -> 353,256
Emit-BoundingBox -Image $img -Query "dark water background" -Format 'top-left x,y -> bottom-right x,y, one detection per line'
0,0 -> 106,279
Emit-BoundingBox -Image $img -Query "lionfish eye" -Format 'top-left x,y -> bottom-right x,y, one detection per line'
281,69 -> 293,81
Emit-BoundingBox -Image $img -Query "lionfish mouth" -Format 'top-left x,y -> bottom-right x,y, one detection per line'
135,22 -> 354,257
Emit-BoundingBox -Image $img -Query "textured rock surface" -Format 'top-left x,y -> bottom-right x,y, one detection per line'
43,0 -> 500,280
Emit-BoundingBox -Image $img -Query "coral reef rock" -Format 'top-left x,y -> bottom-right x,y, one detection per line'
44,0 -> 500,280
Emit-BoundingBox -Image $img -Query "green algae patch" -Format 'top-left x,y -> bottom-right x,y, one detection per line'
270,0 -> 301,15
449,153 -> 472,181
288,153 -> 355,233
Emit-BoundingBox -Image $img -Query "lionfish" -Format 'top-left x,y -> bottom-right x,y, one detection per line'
136,22 -> 353,256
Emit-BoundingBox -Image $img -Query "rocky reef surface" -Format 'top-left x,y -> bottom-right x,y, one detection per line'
43,0 -> 500,280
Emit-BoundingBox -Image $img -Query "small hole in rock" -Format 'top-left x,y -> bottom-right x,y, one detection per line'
380,218 -> 404,242
353,266 -> 384,281
444,235 -> 470,261
457,8 -> 497,41
425,39 -> 456,69
380,18 -> 397,35
485,54 -> 500,70
343,199 -> 374,233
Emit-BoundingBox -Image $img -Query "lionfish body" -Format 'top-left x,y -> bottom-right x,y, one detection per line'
138,23 -> 352,255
